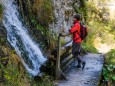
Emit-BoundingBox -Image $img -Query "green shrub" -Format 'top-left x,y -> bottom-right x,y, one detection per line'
103,64 -> 115,83
105,49 -> 115,65
102,49 -> 115,85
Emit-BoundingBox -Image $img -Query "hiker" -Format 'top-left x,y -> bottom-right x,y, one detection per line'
60,14 -> 86,69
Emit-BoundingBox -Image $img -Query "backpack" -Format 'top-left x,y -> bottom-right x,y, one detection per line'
79,24 -> 88,40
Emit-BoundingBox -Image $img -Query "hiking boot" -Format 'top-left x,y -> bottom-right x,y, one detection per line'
82,61 -> 86,70
73,60 -> 78,67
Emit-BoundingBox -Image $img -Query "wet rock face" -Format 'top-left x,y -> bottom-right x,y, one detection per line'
0,20 -> 7,46
0,22 -> 8,64
0,22 -> 7,45
0,3 -> 6,39
50,0 -> 75,33
0,15 -> 9,80
0,22 -> 7,40
15,0 -> 80,34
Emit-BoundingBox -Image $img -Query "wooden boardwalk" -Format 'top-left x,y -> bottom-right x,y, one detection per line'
56,53 -> 104,86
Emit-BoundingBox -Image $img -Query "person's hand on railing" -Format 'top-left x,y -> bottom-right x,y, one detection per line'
59,33 -> 65,37
59,32 -> 71,37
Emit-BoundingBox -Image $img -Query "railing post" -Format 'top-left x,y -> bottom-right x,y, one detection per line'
56,34 -> 67,80
56,34 -> 61,79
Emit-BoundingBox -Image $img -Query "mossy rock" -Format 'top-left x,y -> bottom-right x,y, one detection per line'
0,38 -> 6,45
0,4 -> 3,21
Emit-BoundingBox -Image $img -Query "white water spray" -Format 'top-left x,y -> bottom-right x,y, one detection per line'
2,0 -> 46,76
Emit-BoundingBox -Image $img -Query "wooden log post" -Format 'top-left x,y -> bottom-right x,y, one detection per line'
56,34 -> 67,80
56,35 -> 61,79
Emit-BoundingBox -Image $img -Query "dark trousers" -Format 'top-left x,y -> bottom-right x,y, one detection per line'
72,42 -> 83,65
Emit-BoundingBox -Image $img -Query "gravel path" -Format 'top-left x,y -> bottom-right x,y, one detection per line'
57,53 -> 104,86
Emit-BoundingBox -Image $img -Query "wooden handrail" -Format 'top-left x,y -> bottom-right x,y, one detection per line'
56,34 -> 73,80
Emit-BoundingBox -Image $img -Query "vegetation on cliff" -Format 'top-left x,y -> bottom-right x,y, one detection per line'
0,4 -> 3,21
17,0 -> 56,54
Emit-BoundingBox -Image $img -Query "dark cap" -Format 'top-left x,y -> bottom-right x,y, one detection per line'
73,14 -> 81,20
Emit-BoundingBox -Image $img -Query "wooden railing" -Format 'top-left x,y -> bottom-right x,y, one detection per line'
56,34 -> 73,80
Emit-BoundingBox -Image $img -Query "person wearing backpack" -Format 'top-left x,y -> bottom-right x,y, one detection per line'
60,14 -> 87,69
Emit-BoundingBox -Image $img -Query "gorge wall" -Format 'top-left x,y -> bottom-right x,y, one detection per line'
50,0 -> 74,33
0,0 -> 87,85
15,0 -> 84,51
0,0 -> 83,77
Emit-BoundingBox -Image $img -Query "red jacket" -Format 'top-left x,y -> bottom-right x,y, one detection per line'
69,21 -> 82,43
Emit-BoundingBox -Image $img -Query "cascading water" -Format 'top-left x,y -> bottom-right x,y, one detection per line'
1,0 -> 46,76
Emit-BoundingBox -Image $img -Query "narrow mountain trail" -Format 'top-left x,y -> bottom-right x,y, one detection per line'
55,31 -> 115,86
56,53 -> 104,86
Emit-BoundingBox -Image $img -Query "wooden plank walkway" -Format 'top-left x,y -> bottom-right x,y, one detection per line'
56,53 -> 104,86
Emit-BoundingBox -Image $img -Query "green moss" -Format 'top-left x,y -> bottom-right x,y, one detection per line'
0,4 -> 3,21
0,45 -> 53,86
32,0 -> 54,26
0,48 -> 28,86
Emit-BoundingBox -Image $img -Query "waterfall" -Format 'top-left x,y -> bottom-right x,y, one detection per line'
2,0 -> 46,76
